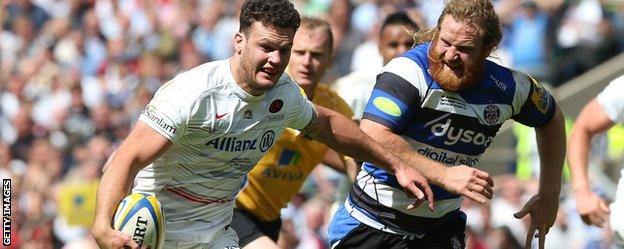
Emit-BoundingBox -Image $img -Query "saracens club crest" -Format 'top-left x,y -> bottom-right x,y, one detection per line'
269,99 -> 283,113
483,104 -> 501,125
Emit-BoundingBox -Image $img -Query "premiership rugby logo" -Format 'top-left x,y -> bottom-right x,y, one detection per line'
483,104 -> 500,125
529,77 -> 549,114
269,99 -> 283,113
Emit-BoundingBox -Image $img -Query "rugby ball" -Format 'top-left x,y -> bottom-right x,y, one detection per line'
113,193 -> 165,249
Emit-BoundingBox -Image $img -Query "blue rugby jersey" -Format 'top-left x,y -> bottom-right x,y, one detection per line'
347,42 -> 556,235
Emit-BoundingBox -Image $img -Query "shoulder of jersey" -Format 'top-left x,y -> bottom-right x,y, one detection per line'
177,61 -> 221,83
315,84 -> 341,100
113,193 -> 165,249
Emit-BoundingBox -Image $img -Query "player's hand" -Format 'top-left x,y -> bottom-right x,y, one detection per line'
440,165 -> 494,204
575,190 -> 610,227
394,164 -> 435,210
513,193 -> 559,249
92,226 -> 141,249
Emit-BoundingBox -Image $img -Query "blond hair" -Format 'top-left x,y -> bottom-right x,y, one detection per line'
414,0 -> 502,51
299,16 -> 334,53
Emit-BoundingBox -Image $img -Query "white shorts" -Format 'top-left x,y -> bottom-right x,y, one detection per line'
162,226 -> 239,249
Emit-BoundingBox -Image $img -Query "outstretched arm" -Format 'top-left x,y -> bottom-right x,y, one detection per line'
359,119 -> 494,204
514,105 -> 566,249
92,121 -> 172,249
568,98 -> 613,227
301,105 -> 434,209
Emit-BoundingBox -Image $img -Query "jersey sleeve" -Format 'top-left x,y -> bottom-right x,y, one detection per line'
138,78 -> 192,142
285,82 -> 315,130
597,76 -> 624,124
511,75 -> 556,127
362,58 -> 423,132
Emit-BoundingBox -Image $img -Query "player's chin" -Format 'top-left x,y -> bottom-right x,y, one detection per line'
254,75 -> 279,90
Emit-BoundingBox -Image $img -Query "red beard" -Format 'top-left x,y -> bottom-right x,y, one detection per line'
427,45 -> 484,92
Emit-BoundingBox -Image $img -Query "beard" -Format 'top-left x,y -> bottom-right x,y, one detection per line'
427,45 -> 485,92
240,55 -> 276,93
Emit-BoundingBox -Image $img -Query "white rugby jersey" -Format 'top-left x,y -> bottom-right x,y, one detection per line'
597,77 -> 624,237
133,59 -> 314,242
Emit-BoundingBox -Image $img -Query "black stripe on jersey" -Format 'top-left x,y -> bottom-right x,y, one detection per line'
375,72 -> 421,107
349,183 -> 459,234
363,113 -> 399,133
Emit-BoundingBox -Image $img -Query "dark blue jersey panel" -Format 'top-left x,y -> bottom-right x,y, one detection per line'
362,162 -> 400,188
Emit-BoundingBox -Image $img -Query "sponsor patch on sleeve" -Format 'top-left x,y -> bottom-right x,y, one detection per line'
373,97 -> 402,117
529,77 -> 549,114
141,105 -> 178,136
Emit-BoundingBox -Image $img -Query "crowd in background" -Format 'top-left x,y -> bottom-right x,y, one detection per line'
1,0 -> 624,248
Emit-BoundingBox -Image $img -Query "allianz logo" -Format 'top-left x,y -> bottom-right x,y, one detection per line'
431,119 -> 493,147
205,130 -> 275,152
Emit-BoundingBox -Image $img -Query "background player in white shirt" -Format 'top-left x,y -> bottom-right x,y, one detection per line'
569,77 -> 624,248
91,0 -> 434,248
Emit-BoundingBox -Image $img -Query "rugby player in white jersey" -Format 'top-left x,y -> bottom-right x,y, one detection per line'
91,0 -> 434,248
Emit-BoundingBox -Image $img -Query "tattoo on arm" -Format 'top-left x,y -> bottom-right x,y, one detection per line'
301,109 -> 321,138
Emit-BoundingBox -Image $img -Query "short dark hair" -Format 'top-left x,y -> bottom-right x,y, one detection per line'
380,12 -> 418,36
239,0 -> 301,34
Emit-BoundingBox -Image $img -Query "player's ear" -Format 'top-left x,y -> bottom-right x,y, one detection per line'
234,32 -> 245,55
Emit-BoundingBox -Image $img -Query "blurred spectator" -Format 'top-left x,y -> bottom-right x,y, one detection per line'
333,11 -> 418,119
415,0 -> 444,28
491,175 -> 528,244
296,196 -> 332,249
505,0 -> 551,82
486,226 -> 523,249
325,0 -> 362,80
552,0 -> 620,85
5,0 -> 50,32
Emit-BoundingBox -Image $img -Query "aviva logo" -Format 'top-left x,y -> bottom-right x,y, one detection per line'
373,97 -> 401,117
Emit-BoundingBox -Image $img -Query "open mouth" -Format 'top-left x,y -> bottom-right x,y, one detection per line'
262,67 -> 277,76
445,63 -> 463,74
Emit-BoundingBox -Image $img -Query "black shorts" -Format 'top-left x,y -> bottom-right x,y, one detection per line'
333,212 -> 467,249
230,208 -> 282,246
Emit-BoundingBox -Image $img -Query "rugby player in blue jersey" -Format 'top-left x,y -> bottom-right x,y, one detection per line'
328,0 -> 566,248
